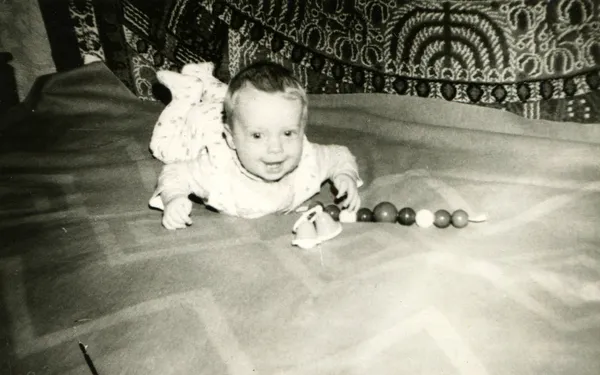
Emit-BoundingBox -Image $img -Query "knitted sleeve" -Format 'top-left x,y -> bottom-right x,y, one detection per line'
313,143 -> 363,187
148,159 -> 208,210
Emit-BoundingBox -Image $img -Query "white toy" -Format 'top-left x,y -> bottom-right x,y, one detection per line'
292,205 -> 343,249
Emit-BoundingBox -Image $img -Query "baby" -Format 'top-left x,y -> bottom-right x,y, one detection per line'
151,61 -> 362,229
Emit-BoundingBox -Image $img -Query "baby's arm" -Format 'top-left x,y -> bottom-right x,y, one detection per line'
314,144 -> 363,211
155,161 -> 202,230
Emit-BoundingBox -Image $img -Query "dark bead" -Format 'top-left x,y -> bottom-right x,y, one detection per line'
373,201 -> 398,223
397,207 -> 416,226
451,209 -> 469,228
324,204 -> 341,221
356,208 -> 374,222
434,209 -> 451,228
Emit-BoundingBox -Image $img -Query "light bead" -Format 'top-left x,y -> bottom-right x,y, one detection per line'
415,209 -> 435,228
339,209 -> 357,223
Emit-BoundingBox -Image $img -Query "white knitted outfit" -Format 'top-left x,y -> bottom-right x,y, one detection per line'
149,136 -> 362,218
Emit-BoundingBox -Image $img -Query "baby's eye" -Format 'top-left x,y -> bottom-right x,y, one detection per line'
284,130 -> 296,137
251,133 -> 262,139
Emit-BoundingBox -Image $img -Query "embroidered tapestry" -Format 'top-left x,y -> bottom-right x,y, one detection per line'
40,0 -> 600,123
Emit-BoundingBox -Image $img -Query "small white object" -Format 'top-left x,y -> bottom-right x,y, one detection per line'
291,206 -> 342,249
339,209 -> 357,223
415,209 -> 434,228
292,205 -> 323,233
291,206 -> 322,249
291,237 -> 320,249
469,213 -> 488,222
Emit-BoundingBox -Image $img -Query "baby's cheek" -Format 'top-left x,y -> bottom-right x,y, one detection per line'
240,143 -> 262,158
290,146 -> 303,164
292,138 -> 303,155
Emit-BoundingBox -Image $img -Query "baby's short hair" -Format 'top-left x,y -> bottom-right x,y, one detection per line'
223,61 -> 308,127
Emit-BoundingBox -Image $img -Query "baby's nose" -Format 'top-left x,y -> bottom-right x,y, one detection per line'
267,137 -> 283,153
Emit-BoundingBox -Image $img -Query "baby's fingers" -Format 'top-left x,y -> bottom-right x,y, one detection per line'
353,195 -> 362,212
336,187 -> 348,199
339,185 -> 353,208
163,215 -> 182,230
163,209 -> 191,230
174,204 -> 192,225
344,194 -> 356,212
345,189 -> 359,212
335,180 -> 349,198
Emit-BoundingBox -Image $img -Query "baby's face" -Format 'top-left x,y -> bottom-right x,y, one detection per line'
227,87 -> 305,182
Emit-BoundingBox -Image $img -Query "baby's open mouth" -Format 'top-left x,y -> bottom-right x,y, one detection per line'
264,161 -> 284,173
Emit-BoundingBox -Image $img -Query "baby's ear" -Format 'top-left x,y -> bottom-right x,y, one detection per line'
223,124 -> 236,150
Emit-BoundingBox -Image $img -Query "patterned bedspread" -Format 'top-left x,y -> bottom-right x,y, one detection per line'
1,62 -> 600,374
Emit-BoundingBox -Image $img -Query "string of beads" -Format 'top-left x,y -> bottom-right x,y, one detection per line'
312,201 -> 475,228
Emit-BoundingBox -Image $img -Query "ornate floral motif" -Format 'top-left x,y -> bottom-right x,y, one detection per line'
220,0 -> 599,105
47,0 -> 599,122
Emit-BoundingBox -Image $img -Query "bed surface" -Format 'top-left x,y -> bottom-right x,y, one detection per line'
1,62 -> 600,374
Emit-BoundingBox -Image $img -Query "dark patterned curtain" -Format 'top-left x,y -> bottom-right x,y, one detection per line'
40,0 -> 600,122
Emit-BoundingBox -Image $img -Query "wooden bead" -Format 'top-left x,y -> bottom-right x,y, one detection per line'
451,209 -> 469,228
339,209 -> 357,223
324,204 -> 341,221
415,209 -> 434,228
434,209 -> 451,228
372,202 -> 398,223
356,207 -> 374,222
397,207 -> 416,226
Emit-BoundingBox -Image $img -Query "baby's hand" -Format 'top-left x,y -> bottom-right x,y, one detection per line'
162,196 -> 193,230
332,173 -> 361,212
